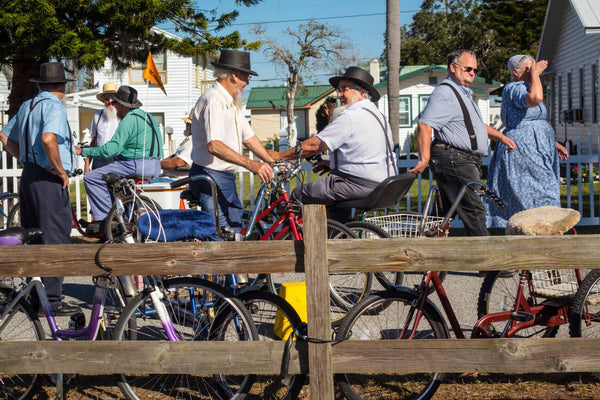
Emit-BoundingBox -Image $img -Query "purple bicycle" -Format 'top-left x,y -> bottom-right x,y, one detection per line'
0,227 -> 257,400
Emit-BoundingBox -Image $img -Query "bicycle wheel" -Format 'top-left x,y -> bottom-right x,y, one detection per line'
5,196 -> 20,228
113,277 -> 258,400
104,194 -> 162,242
266,220 -> 367,326
335,289 -> 448,400
477,270 -> 559,338
237,290 -> 306,400
569,268 -> 600,339
0,287 -> 45,400
345,221 -> 402,290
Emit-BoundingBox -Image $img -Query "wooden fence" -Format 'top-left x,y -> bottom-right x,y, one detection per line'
1,205 -> 600,398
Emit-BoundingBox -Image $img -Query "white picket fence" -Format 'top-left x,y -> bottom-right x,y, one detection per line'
2,132 -> 600,230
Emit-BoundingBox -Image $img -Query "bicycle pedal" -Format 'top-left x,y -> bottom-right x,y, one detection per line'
510,311 -> 534,322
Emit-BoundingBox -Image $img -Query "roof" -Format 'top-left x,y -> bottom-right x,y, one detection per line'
246,85 -> 335,110
375,64 -> 503,94
538,0 -> 600,61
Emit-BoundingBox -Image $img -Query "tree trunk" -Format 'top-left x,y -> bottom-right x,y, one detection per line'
7,58 -> 43,119
286,81 -> 297,146
386,0 -> 400,149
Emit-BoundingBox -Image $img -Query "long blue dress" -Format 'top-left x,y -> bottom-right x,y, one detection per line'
486,80 -> 560,228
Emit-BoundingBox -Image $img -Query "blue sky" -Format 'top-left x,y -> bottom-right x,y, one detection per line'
161,1 -> 423,91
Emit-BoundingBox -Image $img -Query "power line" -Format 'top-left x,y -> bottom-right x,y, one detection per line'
230,11 -> 418,26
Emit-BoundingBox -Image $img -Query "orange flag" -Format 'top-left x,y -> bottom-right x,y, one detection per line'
143,52 -> 167,95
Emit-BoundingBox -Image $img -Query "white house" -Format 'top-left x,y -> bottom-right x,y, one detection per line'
537,0 -> 600,150
67,27 -> 217,155
373,60 -> 502,154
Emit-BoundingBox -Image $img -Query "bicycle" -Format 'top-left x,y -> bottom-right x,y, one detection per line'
0,191 -> 20,229
0,226 -> 259,400
169,161 -> 359,326
333,181 -> 585,400
133,173 -> 308,400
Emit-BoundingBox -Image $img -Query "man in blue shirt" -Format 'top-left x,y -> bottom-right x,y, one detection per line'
0,61 -> 80,316
409,50 -> 516,236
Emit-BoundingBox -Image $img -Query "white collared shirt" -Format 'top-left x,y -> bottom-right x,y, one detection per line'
190,82 -> 255,172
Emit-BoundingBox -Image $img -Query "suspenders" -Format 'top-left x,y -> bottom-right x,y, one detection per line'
439,82 -> 478,151
132,112 -> 160,159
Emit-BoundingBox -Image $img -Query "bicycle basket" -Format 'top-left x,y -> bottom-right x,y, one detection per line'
365,212 -> 447,238
530,269 -> 579,299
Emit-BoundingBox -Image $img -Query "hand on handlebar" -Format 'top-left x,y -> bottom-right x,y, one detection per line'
252,160 -> 274,183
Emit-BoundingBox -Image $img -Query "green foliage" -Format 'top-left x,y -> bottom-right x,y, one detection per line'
0,0 -> 263,114
393,0 -> 548,83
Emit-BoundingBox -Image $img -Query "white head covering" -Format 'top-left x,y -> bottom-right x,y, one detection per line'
507,55 -> 528,73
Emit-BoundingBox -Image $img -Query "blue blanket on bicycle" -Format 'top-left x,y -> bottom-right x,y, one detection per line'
136,209 -> 217,242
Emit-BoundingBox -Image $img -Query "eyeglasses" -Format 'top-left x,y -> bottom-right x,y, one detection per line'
234,71 -> 250,83
337,85 -> 362,93
454,63 -> 479,74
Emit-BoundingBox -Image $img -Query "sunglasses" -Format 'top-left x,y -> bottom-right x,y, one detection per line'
454,63 -> 479,74
337,85 -> 362,93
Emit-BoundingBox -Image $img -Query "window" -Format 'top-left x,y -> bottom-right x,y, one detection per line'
593,64 -> 598,123
129,53 -> 168,85
195,54 -> 214,90
567,72 -> 572,111
398,95 -> 412,127
579,68 -> 585,110
418,94 -> 430,118
428,76 -> 438,86
558,75 -> 563,122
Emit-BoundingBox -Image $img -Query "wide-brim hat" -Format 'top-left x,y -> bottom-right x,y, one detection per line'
96,82 -> 118,102
29,61 -> 75,83
329,66 -> 380,102
211,50 -> 258,76
109,86 -> 143,109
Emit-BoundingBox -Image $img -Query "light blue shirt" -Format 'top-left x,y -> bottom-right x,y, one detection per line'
318,99 -> 397,182
5,91 -> 75,174
419,77 -> 488,155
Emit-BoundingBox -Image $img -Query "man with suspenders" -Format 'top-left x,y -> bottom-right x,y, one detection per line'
0,61 -> 81,316
409,49 -> 516,236
76,86 -> 163,222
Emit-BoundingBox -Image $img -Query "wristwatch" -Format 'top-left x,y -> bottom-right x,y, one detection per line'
294,142 -> 303,155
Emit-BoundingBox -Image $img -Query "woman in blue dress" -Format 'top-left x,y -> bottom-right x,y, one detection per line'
486,55 -> 569,227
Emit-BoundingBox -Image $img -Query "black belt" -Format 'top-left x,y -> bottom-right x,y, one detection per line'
431,139 -> 481,158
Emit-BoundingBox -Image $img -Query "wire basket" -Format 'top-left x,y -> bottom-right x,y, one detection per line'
365,212 -> 447,238
530,269 -> 579,299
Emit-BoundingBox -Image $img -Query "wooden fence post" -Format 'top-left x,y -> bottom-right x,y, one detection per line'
303,204 -> 335,399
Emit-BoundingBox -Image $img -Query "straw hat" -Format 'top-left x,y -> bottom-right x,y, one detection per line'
182,109 -> 194,124
96,82 -> 118,102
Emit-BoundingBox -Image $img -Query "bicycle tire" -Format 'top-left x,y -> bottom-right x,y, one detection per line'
335,289 -> 448,400
569,268 -> 600,339
104,194 -> 162,242
0,287 -> 44,400
265,219 -> 368,327
477,270 -> 559,338
345,221 -> 403,290
236,290 -> 306,400
5,196 -> 20,228
113,277 -> 258,400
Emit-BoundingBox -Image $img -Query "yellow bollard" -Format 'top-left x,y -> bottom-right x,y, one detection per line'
274,282 -> 307,340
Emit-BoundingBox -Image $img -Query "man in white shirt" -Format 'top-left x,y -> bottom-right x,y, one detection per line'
275,67 -> 397,222
85,82 -> 120,172
190,50 -> 274,235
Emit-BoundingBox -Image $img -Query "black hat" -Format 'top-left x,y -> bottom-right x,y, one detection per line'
211,50 -> 258,76
329,66 -> 380,102
110,86 -> 143,109
29,62 -> 75,83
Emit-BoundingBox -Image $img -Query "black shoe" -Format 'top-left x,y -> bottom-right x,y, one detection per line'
38,302 -> 81,317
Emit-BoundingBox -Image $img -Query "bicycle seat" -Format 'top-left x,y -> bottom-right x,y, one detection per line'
137,209 -> 216,242
0,227 -> 43,244
334,172 -> 417,211
505,206 -> 580,236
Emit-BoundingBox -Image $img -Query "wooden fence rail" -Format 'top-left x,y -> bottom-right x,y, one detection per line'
1,205 -> 600,400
